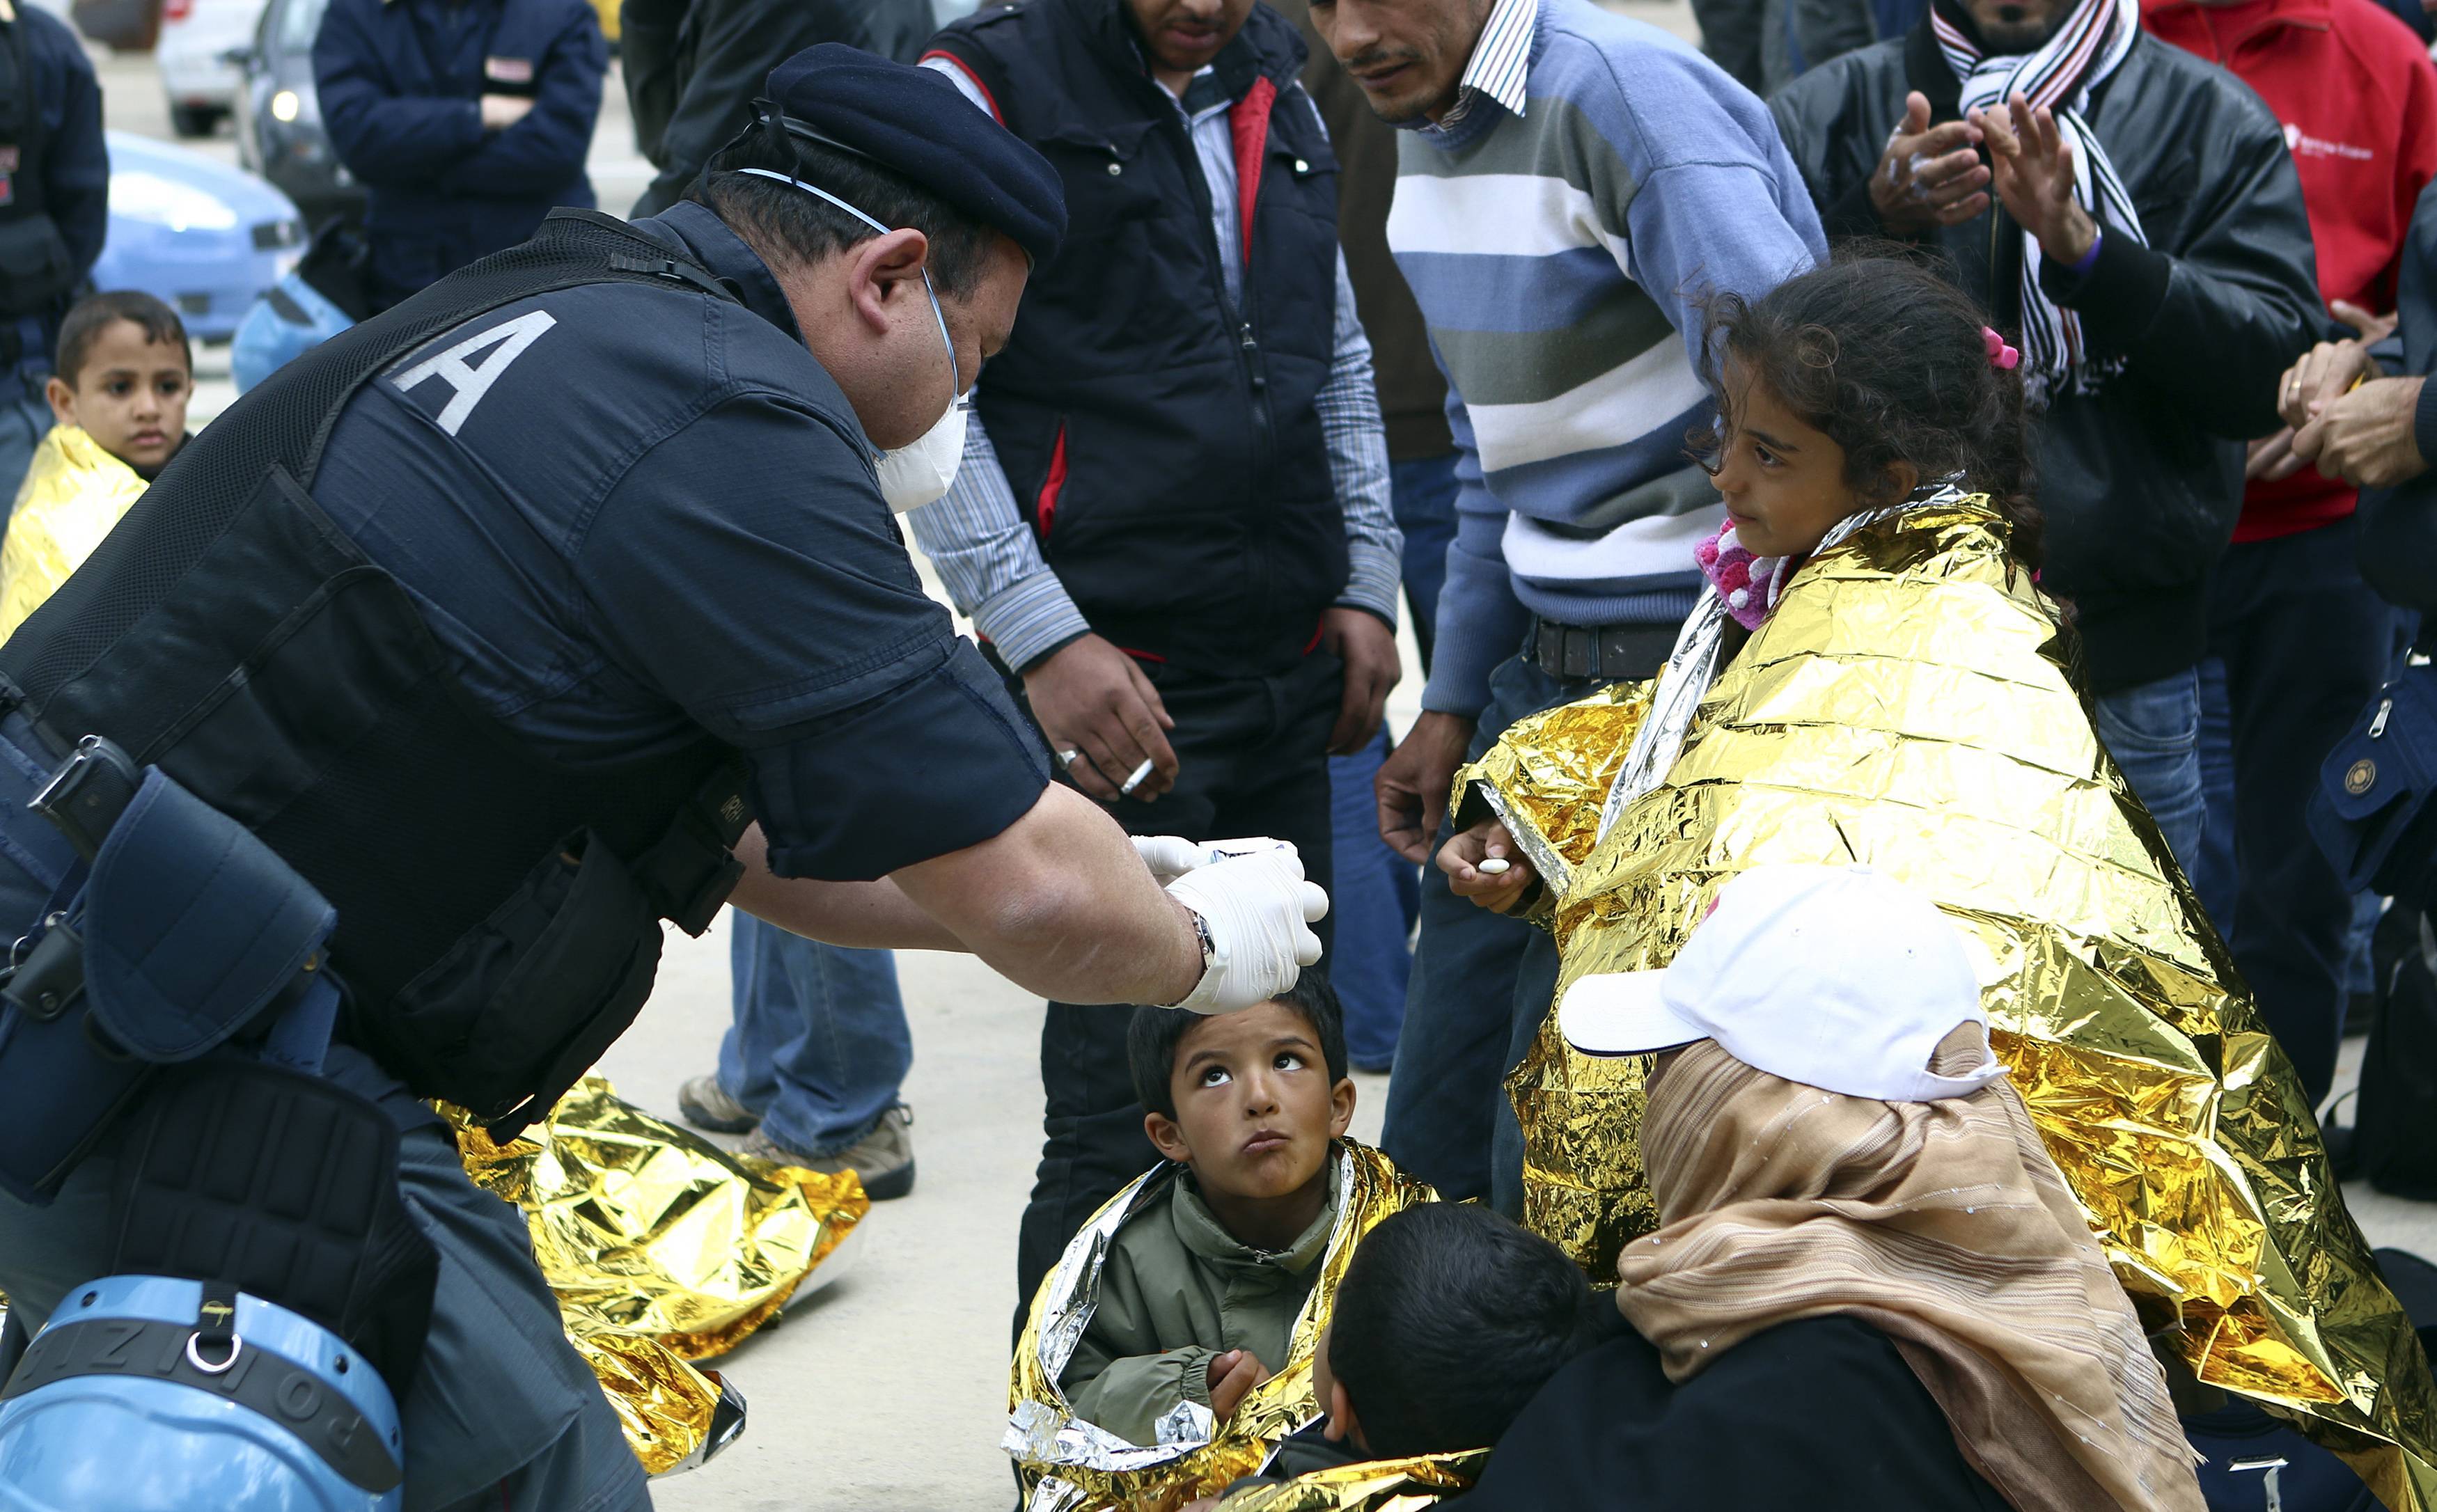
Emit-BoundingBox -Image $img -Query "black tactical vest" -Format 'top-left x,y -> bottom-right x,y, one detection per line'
0,210 -> 752,1132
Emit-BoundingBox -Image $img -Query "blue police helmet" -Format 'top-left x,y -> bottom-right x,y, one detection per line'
758,42 -> 1067,266
0,1275 -> 403,1512
232,271 -> 359,395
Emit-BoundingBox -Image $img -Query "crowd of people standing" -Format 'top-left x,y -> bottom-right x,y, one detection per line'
0,0 -> 2434,1502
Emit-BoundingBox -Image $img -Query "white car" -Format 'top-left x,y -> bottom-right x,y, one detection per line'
157,0 -> 269,137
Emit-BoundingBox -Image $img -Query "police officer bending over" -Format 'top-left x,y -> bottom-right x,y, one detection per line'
0,46 -> 1324,1511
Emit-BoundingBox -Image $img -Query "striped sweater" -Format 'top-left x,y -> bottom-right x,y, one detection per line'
1390,0 -> 1824,716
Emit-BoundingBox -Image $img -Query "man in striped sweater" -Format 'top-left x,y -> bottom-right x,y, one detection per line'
1310,0 -> 1824,1208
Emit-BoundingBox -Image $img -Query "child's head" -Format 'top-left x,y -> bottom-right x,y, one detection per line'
1319,1205 -> 1611,1456
47,292 -> 194,479
1127,974 -> 1354,1209
1695,249 -> 2041,567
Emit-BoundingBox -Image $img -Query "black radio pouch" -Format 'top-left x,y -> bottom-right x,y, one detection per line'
377,828 -> 662,1140
108,1058 -> 439,1396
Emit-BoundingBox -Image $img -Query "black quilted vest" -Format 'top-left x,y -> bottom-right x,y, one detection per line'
928,0 -> 1347,672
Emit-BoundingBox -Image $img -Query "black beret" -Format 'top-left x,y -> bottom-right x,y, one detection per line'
762,43 -> 1066,266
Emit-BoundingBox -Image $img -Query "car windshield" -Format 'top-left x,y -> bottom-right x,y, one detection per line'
277,0 -> 331,54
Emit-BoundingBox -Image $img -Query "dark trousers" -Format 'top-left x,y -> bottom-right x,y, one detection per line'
2193,515 -> 2394,1108
1010,650 -> 1342,1319
1379,644 -> 1629,1211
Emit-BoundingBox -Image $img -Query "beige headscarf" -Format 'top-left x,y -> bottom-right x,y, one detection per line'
1613,1038 -> 2204,1512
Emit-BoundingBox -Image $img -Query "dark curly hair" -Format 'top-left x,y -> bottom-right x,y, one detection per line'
1694,246 -> 2044,570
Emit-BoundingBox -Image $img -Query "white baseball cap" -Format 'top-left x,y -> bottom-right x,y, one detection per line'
1557,864 -> 2005,1103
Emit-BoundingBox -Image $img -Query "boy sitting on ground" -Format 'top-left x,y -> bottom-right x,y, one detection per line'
1057,975 -> 1358,1444
0,291 -> 193,636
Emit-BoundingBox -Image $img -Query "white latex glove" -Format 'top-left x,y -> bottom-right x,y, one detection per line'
1165,848 -> 1329,1014
1132,835 -> 1295,886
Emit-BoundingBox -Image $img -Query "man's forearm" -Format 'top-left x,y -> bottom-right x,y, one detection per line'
728,826 -> 965,950
891,785 -> 1205,1007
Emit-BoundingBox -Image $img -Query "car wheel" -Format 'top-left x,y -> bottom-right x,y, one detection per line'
168,103 -> 224,138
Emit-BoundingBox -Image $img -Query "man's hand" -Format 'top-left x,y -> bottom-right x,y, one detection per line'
1870,90 -> 1990,235
479,93 -> 534,130
2291,375 -> 2430,489
1321,607 -> 1402,755
1973,90 -> 2096,267
2278,334 -> 2381,432
1023,633 -> 1179,803
1207,1350 -> 1274,1419
1376,711 -> 1475,863
1436,820 -> 1540,914
1166,847 -> 1330,1013
2335,298 -> 2400,347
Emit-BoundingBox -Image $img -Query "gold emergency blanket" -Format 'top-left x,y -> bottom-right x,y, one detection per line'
447,1076 -> 869,1474
0,424 -> 148,640
1008,1140 -> 1435,1512
1214,1450 -> 1489,1512
1460,500 -> 2437,1509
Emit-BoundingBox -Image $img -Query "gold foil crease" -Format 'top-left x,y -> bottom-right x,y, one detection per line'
1008,1140 -> 1436,1512
445,1075 -> 869,1474
1465,500 -> 2437,1509
0,425 -> 148,642
1214,1451 -> 1489,1512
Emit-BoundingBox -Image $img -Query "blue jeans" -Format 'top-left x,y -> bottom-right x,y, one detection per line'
1393,453 -> 1460,675
0,717 -> 642,1512
1382,647 -> 1615,1211
2094,667 -> 2206,884
720,914 -> 910,1157
1327,726 -> 1419,1071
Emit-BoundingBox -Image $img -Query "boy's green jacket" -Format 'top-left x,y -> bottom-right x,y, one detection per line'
1059,1164 -> 1340,1446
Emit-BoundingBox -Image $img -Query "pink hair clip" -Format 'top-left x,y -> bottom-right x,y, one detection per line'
1982,326 -> 2020,371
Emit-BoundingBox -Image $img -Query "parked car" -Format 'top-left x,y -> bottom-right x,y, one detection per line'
233,0 -> 361,230
90,132 -> 306,342
158,0 -> 268,136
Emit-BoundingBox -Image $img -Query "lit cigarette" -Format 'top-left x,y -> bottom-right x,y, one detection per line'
1120,759 -> 1156,796
1479,858 -> 1511,875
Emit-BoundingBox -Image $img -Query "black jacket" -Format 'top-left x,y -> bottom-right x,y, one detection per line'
1449,1315 -> 2012,1511
927,0 -> 1348,674
0,3 -> 104,357
1769,19 -> 2323,694
314,0 -> 606,310
618,0 -> 934,217
2360,177 -> 2437,617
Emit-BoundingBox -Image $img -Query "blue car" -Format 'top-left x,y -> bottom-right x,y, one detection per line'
89,131 -> 308,343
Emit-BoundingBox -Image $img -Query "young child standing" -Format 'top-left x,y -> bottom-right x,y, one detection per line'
0,292 -> 193,638
1054,975 -> 1358,1445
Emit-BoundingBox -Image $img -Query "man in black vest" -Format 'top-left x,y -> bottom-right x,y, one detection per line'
916,0 -> 1405,1312
0,48 -> 1329,1510
0,0 -> 104,505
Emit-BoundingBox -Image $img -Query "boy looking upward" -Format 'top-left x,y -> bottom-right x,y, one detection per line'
1056,977 -> 1358,1444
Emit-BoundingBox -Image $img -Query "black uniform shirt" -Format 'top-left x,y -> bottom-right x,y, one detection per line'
311,200 -> 1051,880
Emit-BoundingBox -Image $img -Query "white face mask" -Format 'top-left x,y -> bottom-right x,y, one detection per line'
739,166 -> 972,513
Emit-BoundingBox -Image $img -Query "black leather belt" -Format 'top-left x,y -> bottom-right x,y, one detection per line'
1529,618 -> 1678,682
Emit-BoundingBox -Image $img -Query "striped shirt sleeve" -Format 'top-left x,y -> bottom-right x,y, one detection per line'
1318,247 -> 1402,628
903,414 -> 1091,672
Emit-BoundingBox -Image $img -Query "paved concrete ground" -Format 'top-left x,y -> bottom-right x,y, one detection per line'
91,24 -> 2437,1509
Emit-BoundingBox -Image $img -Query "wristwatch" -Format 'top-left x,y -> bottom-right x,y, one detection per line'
1187,907 -> 1216,972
